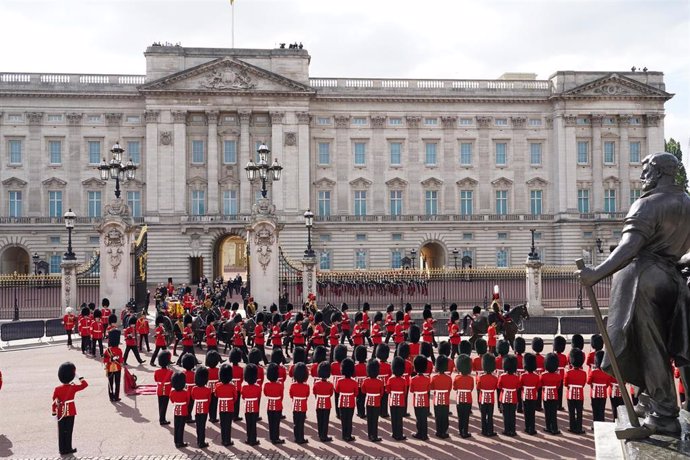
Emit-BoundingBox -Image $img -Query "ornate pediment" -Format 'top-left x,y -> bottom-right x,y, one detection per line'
421,177 -> 443,188
526,177 -> 548,187
491,176 -> 513,188
219,175 -> 240,186
349,177 -> 372,189
560,73 -> 672,100
456,177 -> 478,187
313,177 -> 336,189
81,177 -> 106,188
603,175 -> 620,184
42,177 -> 67,188
186,176 -> 208,187
385,177 -> 408,188
140,57 -> 314,95
2,177 -> 27,188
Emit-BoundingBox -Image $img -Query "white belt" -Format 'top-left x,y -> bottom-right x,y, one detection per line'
218,398 -> 232,402
267,396 -> 280,400
245,398 -> 258,401
172,402 -> 186,406
501,389 -> 516,403
293,397 -> 307,400
195,399 -> 209,403
316,395 -> 329,399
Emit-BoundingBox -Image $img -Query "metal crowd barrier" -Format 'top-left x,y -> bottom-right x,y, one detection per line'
0,320 -> 46,342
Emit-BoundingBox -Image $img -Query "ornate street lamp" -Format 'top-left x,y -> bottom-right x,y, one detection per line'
32,252 -> 40,275
410,249 -> 417,270
528,228 -> 540,261
244,143 -> 282,198
304,209 -> 315,258
452,248 -> 459,269
64,208 -> 76,261
98,142 -> 137,199
595,238 -> 604,254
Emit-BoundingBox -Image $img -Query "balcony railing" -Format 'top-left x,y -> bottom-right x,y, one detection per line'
313,212 -> 623,223
0,216 -> 145,224
181,214 -> 253,223
0,72 -> 145,92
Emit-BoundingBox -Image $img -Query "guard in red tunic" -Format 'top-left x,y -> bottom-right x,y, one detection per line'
150,315 -> 168,366
123,316 -> 145,365
393,310 -> 405,346
103,329 -> 123,402
91,309 -> 104,357
396,342 -> 413,416
241,363 -> 261,446
292,312 -> 306,348
247,348 -> 265,388
565,348 -> 587,434
310,311 -> 326,354
403,304 -> 413,338
362,302 -> 373,347
608,364 -> 624,422
421,307 -> 436,349
532,337 -> 545,411
553,335 -> 569,411
449,311 -> 461,359
384,304 -> 396,344
472,338 -> 488,378
477,353 -> 498,436
408,324 -> 421,362
453,354 -> 474,438
514,337 -> 526,413
310,363 -> 332,443
430,355 -> 452,438
216,363 -> 237,446
270,348 -> 288,384
376,344 -> 392,418
100,298 -> 111,329
352,312 -> 365,348
78,306 -> 92,355
191,366 -> 212,448
520,353 -> 541,435
264,362 -> 285,444
205,350 -> 221,423
354,345 -> 368,418
361,359 -> 384,442
541,352 -> 562,434
410,355 -> 431,440
154,350 -> 173,425
205,313 -> 218,352
371,312 -> 383,347
328,312 -> 341,362
52,362 -> 88,455
340,303 -> 353,346
310,346 -> 328,379
290,362 -> 310,444
63,307 -> 76,348
495,340 -> 510,410
331,345 -> 347,420
169,371 -> 189,448
438,342 -> 455,374
270,313 -> 284,352
587,349 -> 609,424
175,314 -> 196,366
136,312 -> 151,352
587,334 -> 604,370
498,354 -> 520,436
387,356 -> 408,440
253,312 -> 268,364
335,358 -> 359,442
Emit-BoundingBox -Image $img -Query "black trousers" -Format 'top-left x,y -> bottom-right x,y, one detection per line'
293,411 -> 306,442
255,344 -> 268,364
340,329 -> 353,345
245,412 -> 258,443
456,403 -> 471,435
233,396 -> 242,421
366,405 -> 380,439
81,336 -> 91,353
611,396 -> 623,421
158,395 -> 169,423
268,410 -> 282,442
123,345 -> 143,364
150,346 -> 166,365
568,399 -> 583,432
66,331 -> 73,346
480,403 -> 495,435
503,403 -> 516,434
174,415 -> 185,446
210,394 -> 218,422
391,406 -> 405,439
544,399 -> 559,433
340,407 -> 354,440
434,405 -> 449,436
450,343 -> 459,360
381,392 -> 389,418
385,330 -> 393,344
558,384 -> 564,409
592,397 -> 607,422
220,412 -> 233,445
195,413 -> 208,446
356,392 -> 366,418
57,416 -> 75,454
414,406 -> 428,439
316,408 -> 330,440
536,388 -> 543,411
523,399 -> 537,433
107,371 -> 121,400
91,338 -> 103,356
176,345 -> 196,365
139,334 -> 150,351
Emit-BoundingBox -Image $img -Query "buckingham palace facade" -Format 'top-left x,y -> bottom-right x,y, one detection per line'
0,45 -> 673,283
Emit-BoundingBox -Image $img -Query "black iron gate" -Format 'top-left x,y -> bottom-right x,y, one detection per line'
76,253 -> 100,306
278,248 -> 302,312
134,225 -> 148,311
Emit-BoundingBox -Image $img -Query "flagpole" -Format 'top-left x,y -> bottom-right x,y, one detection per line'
231,1 -> 235,48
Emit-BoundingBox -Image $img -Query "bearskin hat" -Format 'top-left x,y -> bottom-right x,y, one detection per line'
108,313 -> 117,325
155,314 -> 165,326
128,315 -> 137,327
233,313 -> 243,324
459,340 -> 472,356
531,336 -> 544,353
435,355 -> 448,374
108,329 -> 121,347
405,303 -> 413,313
354,345 -> 367,363
362,302 -> 370,312
475,338 -> 487,355
171,371 -> 186,392
81,306 -> 90,317
248,347 -> 261,366
413,355 -> 427,375
244,363 -> 258,385
354,312 -> 363,323
270,304 -> 278,313
312,346 -> 327,364
224,302 -> 232,311
571,333 -> 584,351
570,348 -> 585,368
229,347 -> 243,365
456,354 -> 472,376
256,312 -> 265,324
544,352 -> 559,373
266,363 -> 279,383
497,340 -> 510,357
295,312 -> 304,323
395,310 -> 404,322
195,366 -> 209,387
314,311 -> 323,324
58,362 -> 76,384
392,356 -> 405,377
341,303 -> 349,312
271,347 -> 286,365
158,350 -> 172,368
424,303 -> 432,311
205,350 -> 221,368
184,314 -> 193,326
523,353 -> 537,373
93,309 -> 102,319
318,361 -> 331,380
286,303 -> 293,312
102,298 -> 110,307
219,363 -> 232,384
330,311 -> 342,323
367,359 -> 380,378
438,341 -> 451,357
293,346 -> 306,364
231,302 -> 239,311
373,311 -> 383,323
341,358 -> 355,378
472,305 -> 482,315
450,311 -> 460,323
396,342 -> 410,360
387,304 -> 395,313
293,362 -> 308,383
181,353 -> 197,371
408,324 -> 421,343
554,335 -> 567,353
595,350 -> 605,369
333,344 -> 348,363
376,343 -> 390,362
503,354 -> 518,374
420,342 -> 433,359
449,303 -> 458,312
514,336 -> 526,354
591,334 -> 604,351
482,353 -> 496,373
272,313 -> 282,325
423,309 -> 432,320
207,312 -> 216,324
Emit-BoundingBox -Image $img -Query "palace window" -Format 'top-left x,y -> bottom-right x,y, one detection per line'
87,191 -> 101,218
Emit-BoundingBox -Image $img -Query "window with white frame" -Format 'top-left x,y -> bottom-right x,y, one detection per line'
50,255 -> 62,274
629,141 -> 641,163
48,191 -> 62,217
192,140 -> 205,164
495,142 -> 507,166
460,190 -> 473,215
498,232 -> 508,240
354,190 -> 367,216
389,142 -> 402,165
462,233 -> 473,241
425,142 -> 437,165
8,139 -> 22,164
8,191 -> 22,217
578,189 -> 590,213
223,190 -> 238,215
127,191 -> 142,217
319,234 -> 331,242
630,188 -> 641,204
604,189 -> 616,212
223,140 -> 237,164
390,190 -> 403,216
391,250 -> 402,269
318,142 -> 330,165
87,191 -> 101,218
355,233 -> 366,241
47,114 -> 63,122
50,236 -> 61,245
425,190 -> 438,215
128,140 -> 141,165
352,117 -> 367,126
496,249 -> 509,267
530,189 -> 543,215
528,118 -> 542,126
462,249 -> 473,262
318,190 -> 331,216
88,140 -> 101,164
577,141 -> 589,164
355,250 -> 367,269
604,141 -> 615,164
317,117 -> 331,126
530,143 -> 542,165
424,118 -> 438,126
495,118 -> 508,126
354,142 -> 366,165
389,118 -> 402,126
125,115 -> 140,123
460,142 -> 472,166
392,233 -> 403,241
191,190 -> 205,215
459,118 -> 473,126
320,251 -> 331,270
49,140 -> 62,164
495,190 -> 508,215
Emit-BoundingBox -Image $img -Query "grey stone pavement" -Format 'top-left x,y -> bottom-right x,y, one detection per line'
0,338 -> 598,460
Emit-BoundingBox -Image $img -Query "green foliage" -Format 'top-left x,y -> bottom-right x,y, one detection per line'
666,138 -> 688,192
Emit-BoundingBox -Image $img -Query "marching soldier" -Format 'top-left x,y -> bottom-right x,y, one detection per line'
453,354 -> 474,438
169,371 -> 189,448
310,346 -> 328,378
393,310 -> 405,347
242,363 -> 262,446
361,359 -> 384,442
430,355 -> 452,439
313,362 -> 334,442
136,312 -> 151,352
216,363 -> 237,446
410,355 -> 431,440
254,312 -> 268,364
541,352 -> 562,434
154,350 -> 173,425
78,306 -> 92,355
205,350 -> 221,423
270,313 -> 283,352
103,329 -> 123,402
328,312 -> 342,362
352,312 -> 365,348
340,303 -> 353,346
384,304 -> 396,344
387,356 -> 408,440
176,314 -> 196,365
588,350 -> 610,424
520,352 -> 540,435
150,315 -> 168,366
123,316 -> 145,365
335,358 -> 358,442
292,312 -> 306,349
371,312 -> 383,348
448,311 -> 461,359
205,313 -> 218,352
498,354 -> 520,436
264,362 -> 285,444
91,309 -> 104,357
477,353 -> 498,437
191,366 -> 212,448
62,307 -> 76,348
52,362 -> 88,455
362,303 -> 373,347
421,307 -> 436,350
290,362 -> 310,444
309,311 -> 326,354
565,348 -> 587,434
408,324 -> 422,361
403,304 -> 413,338
180,353 -> 197,422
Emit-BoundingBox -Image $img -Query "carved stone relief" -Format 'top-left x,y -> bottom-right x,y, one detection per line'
253,223 -> 275,274
105,228 -> 124,279
284,132 -> 297,146
200,67 -> 256,90
160,131 -> 173,146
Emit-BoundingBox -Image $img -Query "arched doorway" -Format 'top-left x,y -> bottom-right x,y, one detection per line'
214,234 -> 248,281
1,246 -> 31,274
419,241 -> 446,270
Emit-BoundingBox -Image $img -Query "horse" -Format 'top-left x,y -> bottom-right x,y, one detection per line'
495,304 -> 529,347
462,311 -> 489,348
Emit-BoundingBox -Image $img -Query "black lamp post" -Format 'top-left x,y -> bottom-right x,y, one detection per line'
98,142 -> 137,199
32,252 -> 40,275
595,238 -> 604,254
304,209 -> 315,258
245,143 -> 283,198
410,249 -> 417,270
12,271 -> 19,321
528,228 -> 540,261
64,208 -> 76,261
452,248 -> 459,269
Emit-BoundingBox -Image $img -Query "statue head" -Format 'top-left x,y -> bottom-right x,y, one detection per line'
641,152 -> 679,191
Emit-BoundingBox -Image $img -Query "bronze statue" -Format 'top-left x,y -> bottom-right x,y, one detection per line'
577,152 -> 690,436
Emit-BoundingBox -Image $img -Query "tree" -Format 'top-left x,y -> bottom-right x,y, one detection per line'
665,138 -> 688,192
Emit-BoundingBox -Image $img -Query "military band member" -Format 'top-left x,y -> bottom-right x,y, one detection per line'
292,312 -> 306,349
387,356 -> 408,440
191,366 -> 212,448
328,312 -> 342,362
498,354 -> 520,436
410,355 -> 431,440
371,312 -> 383,347
588,350 -> 610,423
454,354 -> 474,438
448,311 -> 461,359
477,353 -> 498,437
541,353 -> 562,434
361,359 -> 384,442
136,312 -> 151,352
123,316 -> 145,365
340,303 -> 353,346
376,344 -> 392,418
290,362 -> 310,444
430,355 -> 452,439
52,362 -> 88,455
104,330 -> 123,402
78,306 -> 92,355
352,312 -> 365,348
254,312 -> 268,364
335,358 -> 359,442
384,304 -> 396,344
408,324 -> 422,361
520,353 -> 540,435
362,303 -> 374,347
169,372 -> 189,448
154,350 -> 173,425
91,309 -> 104,357
242,363 -> 262,446
63,307 -> 76,348
150,315 -> 168,366
354,345 -> 368,418
205,350 -> 221,423
314,362 -> 334,442
553,336 -> 569,411
205,313 -> 218,352
565,348 -> 587,434
393,310 -> 405,347
264,362 -> 285,444
216,363 -> 237,446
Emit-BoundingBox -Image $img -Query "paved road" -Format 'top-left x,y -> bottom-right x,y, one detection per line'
0,342 -> 599,460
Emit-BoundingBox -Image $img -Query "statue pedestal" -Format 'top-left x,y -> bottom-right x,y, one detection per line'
247,198 -> 281,309
60,259 -> 79,310
97,198 -> 137,311
525,257 -> 544,316
301,254 -> 317,304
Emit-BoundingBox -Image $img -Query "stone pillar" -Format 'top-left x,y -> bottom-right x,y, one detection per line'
619,116 -> 631,211
144,110 -> 160,214
301,254 -> 317,304
475,116 -> 492,211
247,198 -> 281,309
97,198 -> 137,310
525,258 -> 544,316
172,110 -> 187,215
239,111 -> 252,214
207,111 -> 220,214
296,112 -> 312,213
591,115 -> 604,211
270,112 -> 285,212
334,115 -> 350,214
60,259 -> 79,310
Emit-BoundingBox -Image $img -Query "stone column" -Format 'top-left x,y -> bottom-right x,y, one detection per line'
26,112 -> 44,216
172,110 -> 187,215
270,111 -> 285,212
371,114 -> 387,213
301,254 -> 317,304
591,115 -> 604,211
239,111 -> 252,213
296,112 -> 312,213
510,116 -> 527,213
406,115 -> 422,213
476,116 -> 492,211
334,115 -> 351,214
60,259 -> 79,310
525,257 -> 544,316
144,110 -> 160,213
247,198 -> 281,309
646,113 -> 663,154
207,111 -> 220,215
619,116 -> 631,211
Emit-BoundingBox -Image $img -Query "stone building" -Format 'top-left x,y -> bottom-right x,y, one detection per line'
0,45 -> 673,282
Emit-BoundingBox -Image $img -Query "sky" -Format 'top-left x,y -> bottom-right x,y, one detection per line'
1,0 -> 688,157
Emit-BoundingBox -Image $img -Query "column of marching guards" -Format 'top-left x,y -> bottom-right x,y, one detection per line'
51,300 -> 687,453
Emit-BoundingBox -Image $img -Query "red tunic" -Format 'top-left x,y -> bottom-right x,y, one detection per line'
453,374 -> 474,404
289,382 -> 310,412
556,352 -> 569,379
378,361 -> 392,388
271,325 -> 282,346
91,321 -> 104,340
182,326 -> 194,347
254,324 -> 265,346
208,367 -> 219,393
393,323 -> 405,344
519,372 -> 541,400
535,353 -> 545,374
206,324 -> 217,347
371,323 -> 382,345
472,355 -> 483,374
101,308 -> 111,326
540,372 -> 562,400
361,377 -> 384,407
354,362 -> 367,388
263,381 -> 284,411
78,316 -> 91,337
449,323 -> 461,345
313,379 -> 334,410
385,313 -> 395,333
329,324 -> 339,346
136,317 -> 149,336
232,325 -> 244,347
608,375 -> 623,398
403,312 -> 411,331
430,373 -> 452,406
422,318 -> 434,343
352,324 -> 364,346
241,383 -> 262,413
63,314 -> 76,332
184,370 -> 195,388
409,375 -> 430,407
586,351 -> 596,369
341,312 -> 350,331
215,382 -> 237,413
103,346 -> 123,373
292,323 -> 305,346
154,368 -> 173,396
564,368 -> 587,401
154,326 -> 167,347
477,373 -> 498,404
362,312 -> 370,331
516,353 -> 524,375
497,373 -> 520,404
312,323 -> 325,346
386,376 -> 408,406
191,385 -> 212,414
232,365 -> 244,394
408,342 -> 420,361
487,325 -> 497,347
123,326 -> 136,346
334,377 -> 359,408
330,362 -> 342,387
52,380 -> 88,418
169,389 -> 189,416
